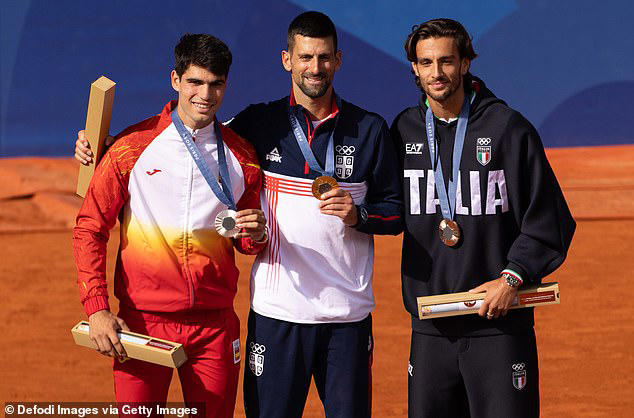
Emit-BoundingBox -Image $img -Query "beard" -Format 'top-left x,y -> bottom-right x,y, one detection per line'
421,75 -> 462,103
297,73 -> 331,99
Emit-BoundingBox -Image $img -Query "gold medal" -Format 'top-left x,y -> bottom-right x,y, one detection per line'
215,209 -> 240,238
312,176 -> 339,199
439,218 -> 461,247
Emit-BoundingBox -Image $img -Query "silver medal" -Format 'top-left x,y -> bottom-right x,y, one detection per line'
215,209 -> 239,238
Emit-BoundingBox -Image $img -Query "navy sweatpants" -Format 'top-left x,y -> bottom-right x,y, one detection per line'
244,310 -> 373,418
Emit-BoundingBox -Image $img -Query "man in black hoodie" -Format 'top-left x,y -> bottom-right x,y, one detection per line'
390,19 -> 575,417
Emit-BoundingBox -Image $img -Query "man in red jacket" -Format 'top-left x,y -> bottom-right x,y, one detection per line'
73,33 -> 267,417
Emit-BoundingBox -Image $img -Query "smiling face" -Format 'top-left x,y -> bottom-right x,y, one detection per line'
171,64 -> 227,129
411,36 -> 470,104
282,34 -> 341,100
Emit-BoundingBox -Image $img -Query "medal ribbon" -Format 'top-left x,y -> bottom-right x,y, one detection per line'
288,99 -> 339,177
172,109 -> 237,211
425,94 -> 470,220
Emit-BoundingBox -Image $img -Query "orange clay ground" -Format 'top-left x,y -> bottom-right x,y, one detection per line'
1,145 -> 633,417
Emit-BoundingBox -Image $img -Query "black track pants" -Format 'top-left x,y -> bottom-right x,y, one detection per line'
408,330 -> 539,418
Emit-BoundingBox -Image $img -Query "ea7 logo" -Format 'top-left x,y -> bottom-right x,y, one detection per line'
406,143 -> 424,154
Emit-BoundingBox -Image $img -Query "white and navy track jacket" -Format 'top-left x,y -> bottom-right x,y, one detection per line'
230,92 -> 403,323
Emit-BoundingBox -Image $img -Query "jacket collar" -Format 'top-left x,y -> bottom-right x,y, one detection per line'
289,88 -> 341,120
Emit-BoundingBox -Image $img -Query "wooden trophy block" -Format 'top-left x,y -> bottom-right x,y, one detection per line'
76,76 -> 116,197
417,282 -> 560,320
71,321 -> 187,368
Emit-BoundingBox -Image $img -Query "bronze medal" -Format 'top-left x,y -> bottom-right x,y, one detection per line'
439,218 -> 461,247
312,176 -> 339,199
215,209 -> 240,238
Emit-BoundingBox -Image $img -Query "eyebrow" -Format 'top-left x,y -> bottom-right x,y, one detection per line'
419,54 -> 456,62
185,77 -> 225,84
298,52 -> 332,58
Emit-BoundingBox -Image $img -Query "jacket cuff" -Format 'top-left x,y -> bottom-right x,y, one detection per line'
351,205 -> 367,230
503,263 -> 527,285
83,295 -> 110,317
236,234 -> 268,255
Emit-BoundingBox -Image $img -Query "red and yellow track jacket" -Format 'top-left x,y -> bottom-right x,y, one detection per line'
73,101 -> 265,316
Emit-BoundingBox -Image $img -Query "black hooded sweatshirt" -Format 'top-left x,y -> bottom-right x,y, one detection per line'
390,75 -> 575,336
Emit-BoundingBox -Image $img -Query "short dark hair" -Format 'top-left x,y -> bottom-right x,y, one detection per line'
174,34 -> 232,78
404,18 -> 477,63
287,11 -> 338,52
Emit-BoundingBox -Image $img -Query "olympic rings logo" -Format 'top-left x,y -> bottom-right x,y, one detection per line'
335,145 -> 356,155
512,363 -> 525,371
477,137 -> 492,146
250,342 -> 266,354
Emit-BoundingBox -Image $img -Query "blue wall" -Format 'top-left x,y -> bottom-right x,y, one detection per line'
1,0 -> 632,156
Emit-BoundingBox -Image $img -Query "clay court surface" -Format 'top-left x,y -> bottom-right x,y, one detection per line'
1,145 -> 633,417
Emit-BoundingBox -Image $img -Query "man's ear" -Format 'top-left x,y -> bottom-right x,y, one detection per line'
282,50 -> 292,72
461,58 -> 471,76
411,61 -> 420,78
171,70 -> 181,92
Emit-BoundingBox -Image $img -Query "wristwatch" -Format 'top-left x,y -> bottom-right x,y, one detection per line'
254,226 -> 269,244
502,272 -> 522,288
357,206 -> 368,225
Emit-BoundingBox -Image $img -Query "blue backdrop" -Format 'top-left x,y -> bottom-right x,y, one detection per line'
1,0 -> 632,156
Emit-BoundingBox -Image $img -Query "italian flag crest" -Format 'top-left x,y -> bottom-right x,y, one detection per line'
476,145 -> 491,166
